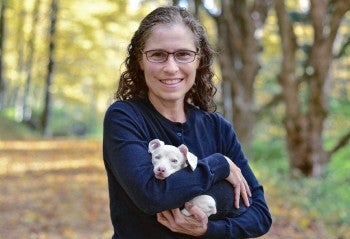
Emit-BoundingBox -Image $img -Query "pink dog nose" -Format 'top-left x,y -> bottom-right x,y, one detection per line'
157,167 -> 166,173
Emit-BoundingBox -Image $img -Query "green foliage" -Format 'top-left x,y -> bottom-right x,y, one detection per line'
289,11 -> 310,24
252,97 -> 350,236
252,138 -> 286,162
0,104 -> 102,139
0,112 -> 40,140
48,105 -> 103,138
251,138 -> 350,238
325,98 -> 350,150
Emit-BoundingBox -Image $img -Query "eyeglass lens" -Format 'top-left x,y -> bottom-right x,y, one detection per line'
145,50 -> 197,63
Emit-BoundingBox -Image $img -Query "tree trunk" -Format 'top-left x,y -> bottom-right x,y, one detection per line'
306,0 -> 350,176
215,0 -> 268,151
274,0 -> 312,175
274,0 -> 350,177
23,0 -> 41,122
41,0 -> 58,137
0,0 -> 7,109
14,3 -> 26,121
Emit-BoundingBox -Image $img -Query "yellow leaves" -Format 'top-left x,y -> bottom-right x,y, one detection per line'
0,140 -> 112,238
0,157 -> 102,175
0,140 -> 103,176
287,206 -> 317,230
0,138 -> 101,150
298,216 -> 312,229
67,1 -> 118,23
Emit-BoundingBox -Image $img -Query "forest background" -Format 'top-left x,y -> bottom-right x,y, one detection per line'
0,0 -> 349,238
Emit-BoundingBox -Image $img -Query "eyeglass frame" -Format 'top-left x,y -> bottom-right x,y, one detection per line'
141,49 -> 199,63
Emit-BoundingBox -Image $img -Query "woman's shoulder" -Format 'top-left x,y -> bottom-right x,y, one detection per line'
104,99 -> 149,121
189,106 -> 231,126
107,99 -> 148,113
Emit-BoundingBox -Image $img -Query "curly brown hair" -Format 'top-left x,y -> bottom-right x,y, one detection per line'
115,6 -> 217,112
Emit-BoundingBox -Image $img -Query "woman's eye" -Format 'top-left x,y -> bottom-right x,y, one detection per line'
150,51 -> 166,57
177,51 -> 191,57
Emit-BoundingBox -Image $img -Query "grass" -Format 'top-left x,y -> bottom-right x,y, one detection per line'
251,139 -> 350,239
0,114 -> 40,140
0,108 -> 102,139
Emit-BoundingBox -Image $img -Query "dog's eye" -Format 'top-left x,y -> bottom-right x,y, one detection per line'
170,158 -> 178,163
154,155 -> 161,160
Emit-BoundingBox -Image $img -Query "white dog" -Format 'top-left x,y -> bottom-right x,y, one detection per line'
148,139 -> 217,217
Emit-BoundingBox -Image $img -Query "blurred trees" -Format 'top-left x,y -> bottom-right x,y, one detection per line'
183,0 -> 350,177
0,0 -> 142,136
0,0 -> 7,109
208,0 -> 270,151
0,0 -> 349,177
21,0 -> 40,122
274,0 -> 350,176
41,0 -> 58,137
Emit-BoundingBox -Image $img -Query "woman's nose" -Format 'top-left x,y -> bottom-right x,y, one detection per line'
162,55 -> 179,72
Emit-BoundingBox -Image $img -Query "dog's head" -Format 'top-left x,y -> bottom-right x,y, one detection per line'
148,139 -> 198,180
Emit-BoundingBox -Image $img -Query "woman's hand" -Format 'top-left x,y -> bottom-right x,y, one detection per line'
224,156 -> 252,208
157,202 -> 208,236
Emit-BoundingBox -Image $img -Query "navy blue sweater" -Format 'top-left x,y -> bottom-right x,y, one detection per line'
103,99 -> 272,239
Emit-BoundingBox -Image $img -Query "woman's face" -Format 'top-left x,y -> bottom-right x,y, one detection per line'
139,23 -> 199,106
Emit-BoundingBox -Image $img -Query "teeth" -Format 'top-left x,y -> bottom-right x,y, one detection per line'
161,79 -> 181,84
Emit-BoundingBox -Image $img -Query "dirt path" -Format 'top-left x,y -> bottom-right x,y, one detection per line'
0,140 -> 341,238
0,140 -> 112,238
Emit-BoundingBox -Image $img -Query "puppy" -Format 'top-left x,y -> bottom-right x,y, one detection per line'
148,139 -> 217,217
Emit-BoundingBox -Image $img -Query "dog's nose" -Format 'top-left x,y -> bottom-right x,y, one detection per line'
157,167 -> 166,173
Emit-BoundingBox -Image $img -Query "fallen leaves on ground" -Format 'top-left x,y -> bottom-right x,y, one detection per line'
0,140 -> 345,238
0,140 -> 112,239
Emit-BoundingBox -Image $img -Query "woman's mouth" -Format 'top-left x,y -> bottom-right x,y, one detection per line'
160,78 -> 182,85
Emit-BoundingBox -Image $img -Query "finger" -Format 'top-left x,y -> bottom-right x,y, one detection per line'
185,202 -> 207,221
239,177 -> 251,206
159,210 -> 174,224
170,208 -> 182,217
240,185 -> 250,207
234,184 -> 241,208
157,212 -> 164,222
184,203 -> 208,228
245,179 -> 252,197
157,212 -> 169,227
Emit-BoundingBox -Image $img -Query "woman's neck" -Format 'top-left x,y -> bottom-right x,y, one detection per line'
148,97 -> 186,123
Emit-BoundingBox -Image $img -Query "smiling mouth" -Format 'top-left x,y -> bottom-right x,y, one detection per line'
160,79 -> 182,85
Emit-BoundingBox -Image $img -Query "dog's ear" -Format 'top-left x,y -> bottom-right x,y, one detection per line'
178,144 -> 198,171
148,139 -> 164,153
186,152 -> 198,171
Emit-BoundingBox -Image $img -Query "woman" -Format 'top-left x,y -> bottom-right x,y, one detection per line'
103,5 -> 272,239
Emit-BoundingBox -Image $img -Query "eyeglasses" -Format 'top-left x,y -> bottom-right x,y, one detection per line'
142,49 -> 199,63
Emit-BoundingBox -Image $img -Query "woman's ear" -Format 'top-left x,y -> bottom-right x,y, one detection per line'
195,56 -> 200,69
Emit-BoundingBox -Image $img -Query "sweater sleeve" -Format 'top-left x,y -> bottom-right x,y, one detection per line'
103,102 -> 230,215
202,116 -> 272,239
